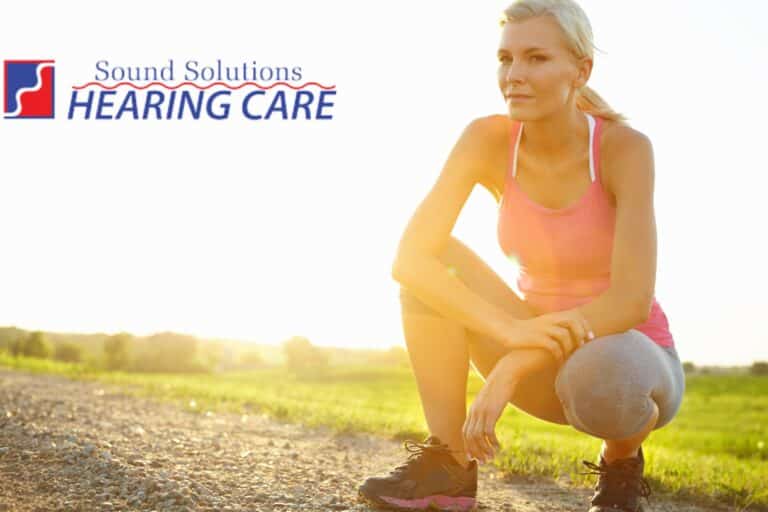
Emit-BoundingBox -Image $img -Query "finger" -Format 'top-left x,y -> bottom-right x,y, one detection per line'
475,412 -> 493,461
470,411 -> 491,463
464,411 -> 482,461
574,315 -> 591,345
565,318 -> 587,348
547,337 -> 564,365
549,326 -> 573,359
554,314 -> 587,348
569,311 -> 593,343
482,415 -> 501,458
462,414 -> 474,459
473,414 -> 492,463
487,422 -> 502,452
583,317 -> 595,342
560,325 -> 576,356
540,337 -> 563,365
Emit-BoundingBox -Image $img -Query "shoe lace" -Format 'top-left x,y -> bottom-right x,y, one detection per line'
389,438 -> 459,476
579,458 -> 652,508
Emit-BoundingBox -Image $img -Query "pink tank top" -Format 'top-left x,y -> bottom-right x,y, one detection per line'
496,112 -> 674,348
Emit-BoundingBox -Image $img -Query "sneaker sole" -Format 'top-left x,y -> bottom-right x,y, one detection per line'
357,488 -> 476,511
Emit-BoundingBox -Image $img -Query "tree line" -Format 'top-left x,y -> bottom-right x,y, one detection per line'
0,327 -> 410,374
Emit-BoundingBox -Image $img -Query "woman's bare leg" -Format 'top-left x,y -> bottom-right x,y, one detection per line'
401,311 -> 472,469
601,401 -> 659,463
397,236 -> 541,469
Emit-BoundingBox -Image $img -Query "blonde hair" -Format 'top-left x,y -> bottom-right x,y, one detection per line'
499,0 -> 629,123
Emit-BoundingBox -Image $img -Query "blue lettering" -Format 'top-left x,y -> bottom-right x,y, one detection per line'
292,91 -> 313,119
264,91 -> 288,120
165,91 -> 176,119
96,91 -> 116,120
160,59 -> 174,81
316,91 -> 335,120
94,60 -> 109,81
242,90 -> 265,120
115,91 -> 139,120
143,91 -> 164,119
178,91 -> 203,119
68,90 -> 94,119
184,60 -> 199,81
207,90 -> 231,120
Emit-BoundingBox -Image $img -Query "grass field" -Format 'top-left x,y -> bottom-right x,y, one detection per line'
1,353 -> 766,511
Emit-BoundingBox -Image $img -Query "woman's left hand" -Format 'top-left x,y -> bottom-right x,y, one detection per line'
462,369 -> 518,464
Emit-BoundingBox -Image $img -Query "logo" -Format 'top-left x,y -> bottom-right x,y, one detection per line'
4,59 -> 55,119
66,59 -> 334,121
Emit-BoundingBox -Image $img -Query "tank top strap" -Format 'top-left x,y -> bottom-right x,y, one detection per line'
588,112 -> 604,184
510,119 -> 523,179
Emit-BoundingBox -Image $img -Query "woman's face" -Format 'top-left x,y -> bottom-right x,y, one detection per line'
497,15 -> 590,119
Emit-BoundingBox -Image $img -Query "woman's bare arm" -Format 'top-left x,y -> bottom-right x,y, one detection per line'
392,116 -> 526,342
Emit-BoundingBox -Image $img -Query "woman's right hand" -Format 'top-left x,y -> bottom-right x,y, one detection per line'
497,311 -> 594,366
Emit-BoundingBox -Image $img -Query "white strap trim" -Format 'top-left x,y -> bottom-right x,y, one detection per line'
586,112 -> 596,182
512,121 -> 523,178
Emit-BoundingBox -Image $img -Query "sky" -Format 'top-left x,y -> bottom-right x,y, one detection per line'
1,0 -> 766,366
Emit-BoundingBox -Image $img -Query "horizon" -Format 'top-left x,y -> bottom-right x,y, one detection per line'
2,322 -> 764,368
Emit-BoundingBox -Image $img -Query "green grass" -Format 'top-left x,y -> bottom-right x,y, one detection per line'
1,353 -> 766,510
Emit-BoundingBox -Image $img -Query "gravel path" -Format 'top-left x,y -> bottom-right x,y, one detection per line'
0,367 -> 733,512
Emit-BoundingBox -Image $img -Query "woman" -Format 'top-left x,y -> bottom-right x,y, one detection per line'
357,1 -> 685,511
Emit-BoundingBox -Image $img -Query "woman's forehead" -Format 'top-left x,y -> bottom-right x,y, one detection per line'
499,17 -> 565,51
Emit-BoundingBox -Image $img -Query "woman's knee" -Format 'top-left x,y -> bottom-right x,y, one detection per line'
397,236 -> 514,319
553,332 -> 661,439
399,284 -> 444,317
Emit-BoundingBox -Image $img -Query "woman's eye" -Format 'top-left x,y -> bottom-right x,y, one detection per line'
498,55 -> 545,63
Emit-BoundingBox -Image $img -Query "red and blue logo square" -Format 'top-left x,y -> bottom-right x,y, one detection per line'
4,59 -> 55,119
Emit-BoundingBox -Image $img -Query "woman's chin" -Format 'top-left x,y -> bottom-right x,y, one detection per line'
506,107 -> 534,120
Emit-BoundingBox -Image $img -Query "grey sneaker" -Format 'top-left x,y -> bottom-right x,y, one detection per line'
357,434 -> 477,511
579,445 -> 652,512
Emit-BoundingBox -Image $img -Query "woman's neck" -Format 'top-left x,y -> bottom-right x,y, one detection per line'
519,108 -> 588,166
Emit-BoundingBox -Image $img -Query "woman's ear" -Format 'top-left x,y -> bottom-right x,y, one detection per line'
573,56 -> 593,89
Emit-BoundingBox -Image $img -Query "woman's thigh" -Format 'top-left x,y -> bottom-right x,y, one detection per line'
554,329 -> 686,439
398,237 -> 686,435
398,235 -> 569,425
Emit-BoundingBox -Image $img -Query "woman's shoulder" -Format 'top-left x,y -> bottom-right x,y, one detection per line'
461,114 -> 513,201
598,117 -> 647,147
463,114 -> 515,159
473,113 -> 516,135
597,117 -> 653,202
448,114 -> 513,173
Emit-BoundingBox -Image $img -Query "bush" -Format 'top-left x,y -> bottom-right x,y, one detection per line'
21,331 -> 52,359
8,338 -> 22,357
54,342 -> 83,363
130,331 -> 210,374
367,346 -> 410,367
237,350 -> 265,369
282,336 -> 329,372
104,332 -> 133,371
0,327 -> 26,354
682,361 -> 696,373
751,361 -> 768,376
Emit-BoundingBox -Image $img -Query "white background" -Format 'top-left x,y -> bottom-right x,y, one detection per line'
1,1 -> 766,365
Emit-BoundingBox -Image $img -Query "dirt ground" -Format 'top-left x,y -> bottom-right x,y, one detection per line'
0,367 -> 736,511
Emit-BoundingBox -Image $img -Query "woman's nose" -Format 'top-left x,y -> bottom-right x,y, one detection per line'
504,62 -> 526,84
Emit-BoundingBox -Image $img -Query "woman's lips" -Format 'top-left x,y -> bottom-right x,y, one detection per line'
508,95 -> 533,102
